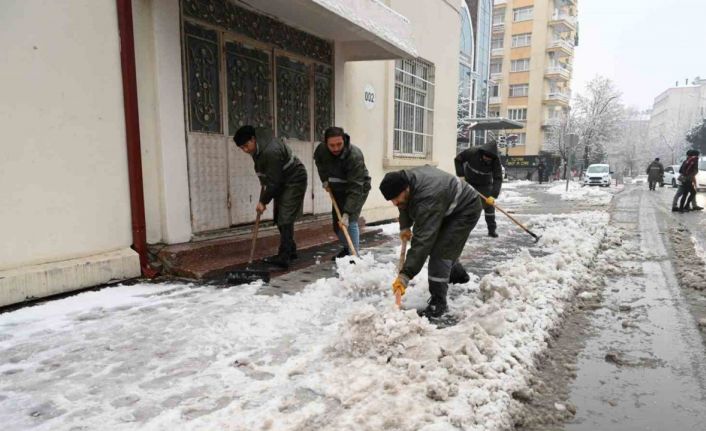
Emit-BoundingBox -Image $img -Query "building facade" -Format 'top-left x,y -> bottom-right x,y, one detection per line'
0,0 -> 468,306
648,79 -> 706,163
488,0 -> 578,156
456,0 -> 494,151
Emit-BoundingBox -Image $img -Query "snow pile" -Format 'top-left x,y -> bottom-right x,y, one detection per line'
0,212 -> 617,431
546,181 -> 612,205
378,222 -> 400,237
503,180 -> 534,189
500,189 -> 536,206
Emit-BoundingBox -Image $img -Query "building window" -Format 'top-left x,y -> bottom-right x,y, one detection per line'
489,109 -> 500,117
509,84 -> 529,97
394,58 -> 435,158
493,9 -> 505,25
514,132 -> 527,145
513,6 -> 533,22
491,34 -> 504,49
490,84 -> 500,97
490,59 -> 502,74
511,33 -> 532,48
511,58 -> 530,72
508,108 -> 527,121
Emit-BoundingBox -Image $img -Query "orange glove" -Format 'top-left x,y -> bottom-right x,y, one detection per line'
485,196 -> 495,206
399,228 -> 412,242
392,274 -> 409,297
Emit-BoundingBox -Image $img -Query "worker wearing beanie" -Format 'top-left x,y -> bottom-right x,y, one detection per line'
380,165 -> 482,318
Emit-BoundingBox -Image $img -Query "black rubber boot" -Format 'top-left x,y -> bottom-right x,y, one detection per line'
419,296 -> 448,319
449,261 -> 470,284
263,224 -> 293,268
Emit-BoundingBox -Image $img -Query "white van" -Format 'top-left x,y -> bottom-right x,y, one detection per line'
583,164 -> 612,187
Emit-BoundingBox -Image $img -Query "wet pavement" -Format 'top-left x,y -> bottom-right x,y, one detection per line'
518,184 -> 706,430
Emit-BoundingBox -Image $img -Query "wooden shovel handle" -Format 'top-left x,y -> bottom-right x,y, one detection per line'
327,189 -> 357,257
248,212 -> 261,265
395,238 -> 408,309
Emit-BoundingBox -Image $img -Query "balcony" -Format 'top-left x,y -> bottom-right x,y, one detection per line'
489,96 -> 502,105
545,64 -> 571,80
491,47 -> 504,57
494,0 -> 507,5
549,12 -> 577,32
544,91 -> 571,106
492,22 -> 505,33
491,71 -> 503,81
546,38 -> 574,56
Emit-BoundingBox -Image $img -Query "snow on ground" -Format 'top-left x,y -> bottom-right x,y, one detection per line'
0,207 -> 616,431
501,180 -> 534,189
499,190 -> 536,206
546,181 -> 615,205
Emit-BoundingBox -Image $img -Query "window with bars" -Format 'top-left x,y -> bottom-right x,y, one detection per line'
490,59 -> 503,74
511,58 -> 530,72
511,33 -> 532,48
509,84 -> 529,97
491,35 -> 504,49
394,58 -> 435,158
493,9 -> 505,25
513,6 -> 533,22
508,108 -> 527,121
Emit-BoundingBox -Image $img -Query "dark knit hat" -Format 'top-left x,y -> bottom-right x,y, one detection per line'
379,171 -> 408,200
687,149 -> 700,157
234,125 -> 256,146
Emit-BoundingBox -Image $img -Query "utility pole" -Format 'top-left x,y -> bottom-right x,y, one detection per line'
567,133 -> 579,192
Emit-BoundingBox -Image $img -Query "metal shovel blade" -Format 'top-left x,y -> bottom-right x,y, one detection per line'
227,269 -> 271,285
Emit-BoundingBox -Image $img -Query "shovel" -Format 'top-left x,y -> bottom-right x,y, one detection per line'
227,212 -> 271,285
478,192 -> 541,243
327,189 -> 357,257
395,237 -> 408,308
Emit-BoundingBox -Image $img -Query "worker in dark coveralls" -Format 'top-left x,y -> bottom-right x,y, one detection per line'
380,166 -> 482,318
454,141 -> 503,237
314,127 -> 371,259
233,125 -> 307,268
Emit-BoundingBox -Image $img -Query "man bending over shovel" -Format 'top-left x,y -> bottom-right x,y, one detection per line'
234,126 -> 308,269
380,166 -> 482,318
314,127 -> 371,260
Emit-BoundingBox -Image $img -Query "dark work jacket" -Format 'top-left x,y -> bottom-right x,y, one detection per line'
398,165 -> 479,279
454,142 -> 503,198
252,128 -> 307,205
679,156 -> 699,181
314,136 -> 371,220
646,161 -> 664,182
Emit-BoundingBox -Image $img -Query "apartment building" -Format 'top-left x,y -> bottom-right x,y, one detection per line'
489,0 -> 578,155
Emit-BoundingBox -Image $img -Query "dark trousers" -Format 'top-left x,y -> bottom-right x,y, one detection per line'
473,184 -> 496,234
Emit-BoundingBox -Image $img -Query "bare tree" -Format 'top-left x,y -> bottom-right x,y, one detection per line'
572,76 -> 625,169
544,110 -> 580,179
613,107 -> 650,177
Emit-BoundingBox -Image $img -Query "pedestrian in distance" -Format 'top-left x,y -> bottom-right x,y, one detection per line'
537,160 -> 546,184
233,126 -> 308,268
454,141 -> 503,238
314,127 -> 371,260
672,149 -> 703,212
646,157 -> 664,191
380,166 -> 482,318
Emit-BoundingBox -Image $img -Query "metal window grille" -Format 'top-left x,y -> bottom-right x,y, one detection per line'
394,58 -> 435,158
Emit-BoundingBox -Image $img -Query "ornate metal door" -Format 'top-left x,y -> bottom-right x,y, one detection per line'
225,41 -> 275,225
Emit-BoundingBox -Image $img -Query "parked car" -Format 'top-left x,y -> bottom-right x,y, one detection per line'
663,164 -> 680,188
634,174 -> 648,185
583,164 -> 612,187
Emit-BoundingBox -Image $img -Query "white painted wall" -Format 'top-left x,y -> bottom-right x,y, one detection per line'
133,0 -> 192,245
0,0 -> 134,270
337,0 -> 463,223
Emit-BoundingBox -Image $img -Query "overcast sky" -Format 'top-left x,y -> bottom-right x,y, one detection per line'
572,0 -> 706,111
